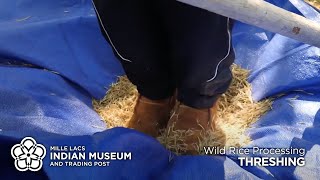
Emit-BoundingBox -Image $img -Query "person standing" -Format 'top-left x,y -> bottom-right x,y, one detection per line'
92,0 -> 234,153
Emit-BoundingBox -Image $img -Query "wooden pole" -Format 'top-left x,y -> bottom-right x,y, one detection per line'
177,0 -> 320,48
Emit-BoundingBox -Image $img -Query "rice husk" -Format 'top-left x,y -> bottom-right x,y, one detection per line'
93,64 -> 273,155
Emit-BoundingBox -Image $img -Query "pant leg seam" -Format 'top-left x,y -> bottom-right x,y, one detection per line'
92,0 -> 132,63
207,18 -> 232,82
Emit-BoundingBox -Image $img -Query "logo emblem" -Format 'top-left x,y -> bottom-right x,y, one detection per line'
11,137 -> 46,171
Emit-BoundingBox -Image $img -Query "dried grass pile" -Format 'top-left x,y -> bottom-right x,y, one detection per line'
305,0 -> 320,9
93,64 -> 273,155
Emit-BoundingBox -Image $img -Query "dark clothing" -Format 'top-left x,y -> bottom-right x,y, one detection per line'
92,0 -> 235,109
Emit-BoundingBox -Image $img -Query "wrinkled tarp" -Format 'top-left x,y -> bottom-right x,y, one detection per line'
0,0 -> 319,179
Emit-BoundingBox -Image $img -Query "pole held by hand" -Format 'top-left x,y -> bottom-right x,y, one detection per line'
177,0 -> 320,48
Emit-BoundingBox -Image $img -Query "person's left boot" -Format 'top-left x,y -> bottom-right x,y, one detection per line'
166,101 -> 218,154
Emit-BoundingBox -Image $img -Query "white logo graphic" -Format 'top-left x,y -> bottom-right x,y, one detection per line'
11,137 -> 46,171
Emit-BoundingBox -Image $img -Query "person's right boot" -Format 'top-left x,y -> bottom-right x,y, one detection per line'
166,101 -> 218,154
127,95 -> 175,137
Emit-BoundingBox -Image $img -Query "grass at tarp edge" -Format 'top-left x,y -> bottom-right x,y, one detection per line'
305,0 -> 320,9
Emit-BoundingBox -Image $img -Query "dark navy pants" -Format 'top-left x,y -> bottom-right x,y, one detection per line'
92,0 -> 235,109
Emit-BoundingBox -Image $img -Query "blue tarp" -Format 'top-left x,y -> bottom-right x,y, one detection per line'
0,0 -> 319,179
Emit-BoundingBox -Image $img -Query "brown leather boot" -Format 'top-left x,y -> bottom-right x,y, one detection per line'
166,101 -> 218,154
127,95 -> 175,137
